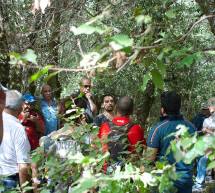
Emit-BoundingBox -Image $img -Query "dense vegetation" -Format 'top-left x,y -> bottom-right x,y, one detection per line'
0,0 -> 215,192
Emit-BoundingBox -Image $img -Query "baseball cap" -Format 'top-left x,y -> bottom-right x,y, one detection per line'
22,93 -> 36,103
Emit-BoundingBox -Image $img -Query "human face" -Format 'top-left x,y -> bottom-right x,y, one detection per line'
209,106 -> 215,114
103,96 -> 115,112
22,102 -> 32,112
80,79 -> 91,95
42,85 -> 52,101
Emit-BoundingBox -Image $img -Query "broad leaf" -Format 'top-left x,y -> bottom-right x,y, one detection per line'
71,24 -> 105,35
165,9 -> 176,19
29,65 -> 53,83
110,34 -> 134,51
151,69 -> 164,89
140,73 -> 151,92
22,49 -> 37,64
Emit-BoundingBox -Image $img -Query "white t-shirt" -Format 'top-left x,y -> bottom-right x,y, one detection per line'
0,112 -> 31,176
203,112 -> 215,130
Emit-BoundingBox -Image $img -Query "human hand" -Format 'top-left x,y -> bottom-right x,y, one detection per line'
0,91 -> 6,112
27,115 -> 38,122
85,92 -> 92,100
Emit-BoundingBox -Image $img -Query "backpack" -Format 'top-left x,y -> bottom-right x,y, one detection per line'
107,121 -> 133,162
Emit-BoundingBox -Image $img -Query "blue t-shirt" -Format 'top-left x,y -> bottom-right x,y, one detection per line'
40,98 -> 58,135
147,115 -> 196,190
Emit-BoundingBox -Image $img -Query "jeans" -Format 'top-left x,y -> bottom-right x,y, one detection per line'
195,156 -> 208,185
0,174 -> 19,192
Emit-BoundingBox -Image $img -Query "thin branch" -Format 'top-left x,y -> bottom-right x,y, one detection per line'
134,14 -> 215,50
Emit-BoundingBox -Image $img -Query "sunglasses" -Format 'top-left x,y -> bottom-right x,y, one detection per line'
83,85 -> 91,88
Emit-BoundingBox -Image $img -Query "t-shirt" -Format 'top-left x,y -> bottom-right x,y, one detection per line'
203,112 -> 215,130
72,92 -> 94,123
94,114 -> 109,127
40,98 -> 58,135
18,111 -> 45,150
0,112 -> 31,176
147,115 -> 196,189
98,116 -> 146,154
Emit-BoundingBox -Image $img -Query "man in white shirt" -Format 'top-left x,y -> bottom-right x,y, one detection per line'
203,97 -> 215,134
193,97 -> 215,191
0,90 -> 31,191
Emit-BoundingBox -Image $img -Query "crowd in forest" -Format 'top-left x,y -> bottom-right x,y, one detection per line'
0,77 -> 215,193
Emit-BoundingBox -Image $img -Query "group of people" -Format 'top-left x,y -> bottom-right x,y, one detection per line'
0,77 -> 215,193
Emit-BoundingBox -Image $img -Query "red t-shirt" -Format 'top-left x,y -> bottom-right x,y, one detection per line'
98,116 -> 146,170
19,111 -> 45,150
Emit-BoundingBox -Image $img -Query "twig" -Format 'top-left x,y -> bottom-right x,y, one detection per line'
134,14 -> 215,50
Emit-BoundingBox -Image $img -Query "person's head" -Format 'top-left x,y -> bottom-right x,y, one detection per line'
22,93 -> 36,112
207,97 -> 215,114
200,102 -> 210,117
5,90 -> 23,115
41,84 -> 52,101
102,94 -> 115,112
160,91 -> 181,115
116,96 -> 133,116
79,77 -> 91,95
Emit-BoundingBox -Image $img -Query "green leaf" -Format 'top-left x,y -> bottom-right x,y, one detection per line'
207,161 -> 215,170
151,69 -> 164,89
165,9 -> 176,19
71,24 -> 105,35
44,70 -> 62,83
157,62 -> 166,76
177,55 -> 194,68
72,177 -> 96,193
111,34 -> 134,50
205,50 -> 215,55
29,65 -> 53,83
9,52 -> 21,65
41,189 -> 51,193
135,15 -> 152,25
140,73 -> 151,91
22,49 -> 37,64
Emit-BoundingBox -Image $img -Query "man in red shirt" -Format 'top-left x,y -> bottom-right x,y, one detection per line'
98,96 -> 146,172
19,93 -> 45,150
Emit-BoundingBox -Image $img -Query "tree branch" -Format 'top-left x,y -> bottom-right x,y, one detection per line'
134,14 -> 215,50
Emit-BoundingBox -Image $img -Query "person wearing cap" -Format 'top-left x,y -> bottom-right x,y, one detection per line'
19,93 -> 45,150
0,90 -> 31,190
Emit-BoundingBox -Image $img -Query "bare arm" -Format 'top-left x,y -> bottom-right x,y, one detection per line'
85,93 -> 97,115
202,127 -> 214,135
146,147 -> 158,161
18,163 -> 31,186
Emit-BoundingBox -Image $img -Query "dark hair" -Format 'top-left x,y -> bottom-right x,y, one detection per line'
116,96 -> 133,116
102,94 -> 115,103
161,91 -> 181,115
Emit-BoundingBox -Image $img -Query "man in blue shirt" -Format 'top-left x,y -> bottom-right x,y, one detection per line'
147,91 -> 196,193
40,84 -> 59,135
